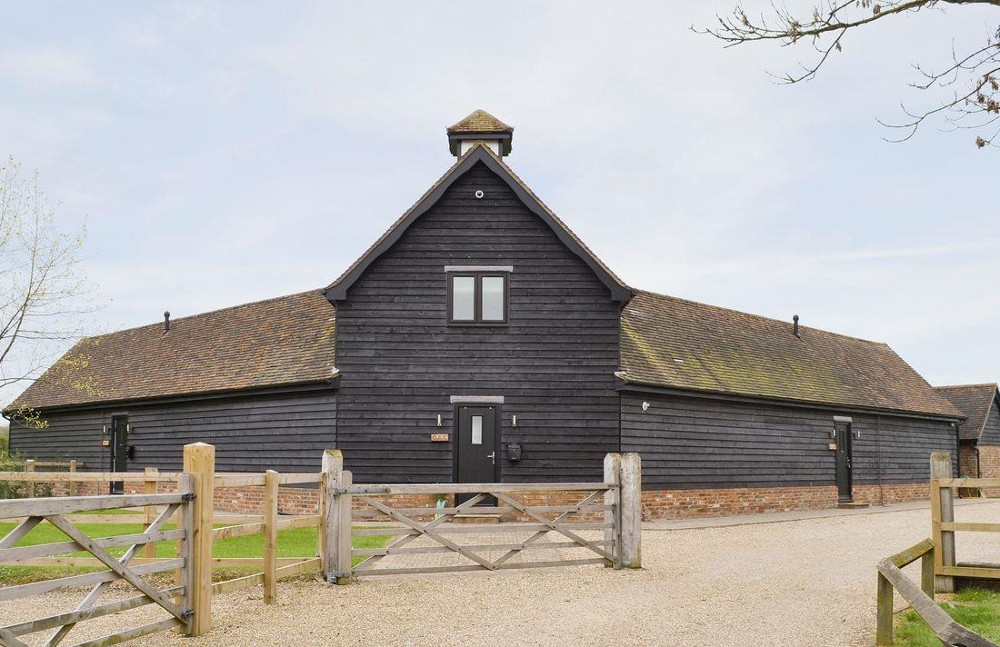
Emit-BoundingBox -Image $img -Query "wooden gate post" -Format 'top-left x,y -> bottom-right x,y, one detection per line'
322,450 -> 352,584
183,442 -> 215,636
603,453 -> 622,569
25,459 -> 35,498
69,459 -> 77,496
263,469 -> 279,604
930,452 -> 954,594
620,452 -> 642,569
143,467 -> 159,559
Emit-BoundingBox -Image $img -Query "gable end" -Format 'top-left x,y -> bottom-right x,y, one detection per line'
324,145 -> 633,303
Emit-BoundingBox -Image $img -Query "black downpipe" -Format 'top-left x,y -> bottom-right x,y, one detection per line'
876,415 -> 884,507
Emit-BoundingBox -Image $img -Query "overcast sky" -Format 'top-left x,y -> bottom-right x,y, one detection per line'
1,1 -> 998,407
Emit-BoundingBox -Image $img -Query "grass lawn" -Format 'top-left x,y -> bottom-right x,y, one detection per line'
894,589 -> 1000,646
0,518 -> 390,585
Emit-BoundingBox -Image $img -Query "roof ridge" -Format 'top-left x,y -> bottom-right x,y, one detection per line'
632,288 -> 890,348
935,383 -> 999,390
84,288 -> 328,340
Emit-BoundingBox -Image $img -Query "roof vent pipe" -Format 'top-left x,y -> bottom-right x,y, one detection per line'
163,311 -> 170,333
793,314 -> 800,338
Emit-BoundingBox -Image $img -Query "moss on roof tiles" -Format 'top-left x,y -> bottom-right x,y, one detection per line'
447,109 -> 513,133
621,290 -> 962,418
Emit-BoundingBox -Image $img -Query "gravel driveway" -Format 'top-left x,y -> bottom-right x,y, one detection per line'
5,499 -> 1000,646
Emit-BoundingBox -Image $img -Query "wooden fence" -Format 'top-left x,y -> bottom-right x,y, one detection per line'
874,452 -> 1000,647
1,445 -> 641,644
322,451 -> 641,580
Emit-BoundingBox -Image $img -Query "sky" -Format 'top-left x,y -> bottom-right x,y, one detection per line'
1,1 -> 998,407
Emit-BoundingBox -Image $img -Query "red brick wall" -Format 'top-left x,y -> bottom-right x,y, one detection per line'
641,486 -> 838,520
961,444 -> 981,478
639,482 -> 931,520
26,478 -> 937,521
978,445 -> 1000,497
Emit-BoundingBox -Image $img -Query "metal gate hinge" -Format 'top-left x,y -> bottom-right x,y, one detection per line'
326,571 -> 351,582
181,493 -> 195,502
182,609 -> 195,619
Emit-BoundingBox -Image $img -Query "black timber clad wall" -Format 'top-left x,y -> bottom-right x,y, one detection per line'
335,161 -> 621,483
10,391 -> 337,473
980,400 -> 1000,446
621,393 -> 958,489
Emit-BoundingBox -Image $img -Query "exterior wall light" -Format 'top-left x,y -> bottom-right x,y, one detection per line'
642,401 -> 650,412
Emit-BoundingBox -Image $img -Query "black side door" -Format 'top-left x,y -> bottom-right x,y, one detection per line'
834,420 -> 853,502
455,405 -> 498,505
110,415 -> 129,494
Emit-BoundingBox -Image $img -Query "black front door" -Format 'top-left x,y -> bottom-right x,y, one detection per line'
834,420 -> 853,501
110,416 -> 128,494
455,405 -> 498,505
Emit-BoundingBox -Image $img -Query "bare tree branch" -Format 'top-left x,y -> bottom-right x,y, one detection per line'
698,0 -> 1000,147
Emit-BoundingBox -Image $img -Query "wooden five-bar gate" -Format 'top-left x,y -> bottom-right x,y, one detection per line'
323,452 -> 641,580
0,475 -> 196,646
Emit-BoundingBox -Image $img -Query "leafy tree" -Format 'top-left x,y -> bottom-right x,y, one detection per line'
0,157 -> 95,424
701,1 -> 1000,147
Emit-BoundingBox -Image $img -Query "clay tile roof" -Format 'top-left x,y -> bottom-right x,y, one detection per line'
447,109 -> 513,134
5,290 -> 337,412
935,384 -> 999,440
620,290 -> 963,418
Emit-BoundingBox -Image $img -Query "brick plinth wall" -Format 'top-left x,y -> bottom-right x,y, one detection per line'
641,486 -> 839,520
22,478 -> 937,521
640,482 -> 932,520
852,482 -> 929,505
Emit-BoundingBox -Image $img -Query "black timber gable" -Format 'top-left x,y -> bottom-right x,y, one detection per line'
332,159 -> 622,483
325,144 -> 633,304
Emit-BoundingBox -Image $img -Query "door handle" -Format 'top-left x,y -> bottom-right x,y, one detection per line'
486,452 -> 495,464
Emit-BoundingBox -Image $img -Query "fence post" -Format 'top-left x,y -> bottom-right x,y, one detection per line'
183,442 -> 214,636
603,453 -> 622,569
143,467 -> 159,559
921,550 -> 935,599
319,450 -> 339,571
25,459 -> 35,498
69,459 -> 77,496
876,572 -> 893,646
178,472 -> 196,634
619,452 -> 642,569
321,449 -> 352,584
263,469 -> 279,604
930,452 -> 954,593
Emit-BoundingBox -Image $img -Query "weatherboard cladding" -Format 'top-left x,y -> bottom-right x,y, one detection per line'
621,393 -> 957,490
9,391 -> 337,474
333,160 -> 621,483
935,384 -> 1000,441
982,402 -> 1000,446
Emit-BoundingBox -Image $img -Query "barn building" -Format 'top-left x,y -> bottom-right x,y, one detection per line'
936,384 -> 1000,488
3,110 -> 964,519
